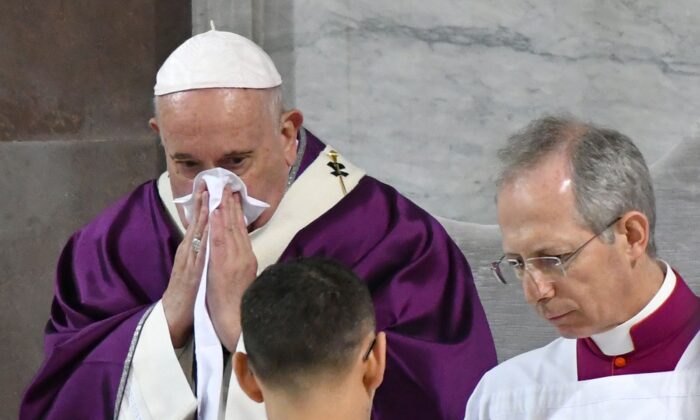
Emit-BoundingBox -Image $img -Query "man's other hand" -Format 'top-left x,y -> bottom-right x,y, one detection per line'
162,183 -> 209,348
207,187 -> 258,352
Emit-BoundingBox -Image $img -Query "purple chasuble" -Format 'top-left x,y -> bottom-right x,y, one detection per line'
20,181 -> 181,419
577,271 -> 700,380
20,130 -> 496,420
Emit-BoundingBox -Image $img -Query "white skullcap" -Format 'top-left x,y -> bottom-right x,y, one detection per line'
154,29 -> 282,96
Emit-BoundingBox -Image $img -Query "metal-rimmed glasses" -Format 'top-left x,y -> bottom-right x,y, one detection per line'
491,217 -> 621,284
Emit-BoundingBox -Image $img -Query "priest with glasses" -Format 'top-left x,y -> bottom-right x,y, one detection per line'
465,116 -> 699,419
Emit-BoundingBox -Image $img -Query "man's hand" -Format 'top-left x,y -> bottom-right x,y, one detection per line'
162,183 -> 209,348
207,187 -> 258,352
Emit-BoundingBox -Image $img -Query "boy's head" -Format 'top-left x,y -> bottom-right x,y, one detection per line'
234,257 -> 385,419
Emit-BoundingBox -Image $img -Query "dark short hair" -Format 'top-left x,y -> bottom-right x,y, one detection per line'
497,115 -> 657,256
241,257 -> 375,391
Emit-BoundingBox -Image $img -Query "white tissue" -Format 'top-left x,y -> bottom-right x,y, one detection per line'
173,167 -> 269,227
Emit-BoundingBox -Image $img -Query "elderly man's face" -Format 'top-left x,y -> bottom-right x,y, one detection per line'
496,154 -> 635,339
151,88 -> 300,230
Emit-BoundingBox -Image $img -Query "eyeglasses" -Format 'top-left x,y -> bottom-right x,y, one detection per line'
491,217 -> 621,285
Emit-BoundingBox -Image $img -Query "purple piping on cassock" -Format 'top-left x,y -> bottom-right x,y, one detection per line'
20,129 -> 496,420
577,271 -> 700,381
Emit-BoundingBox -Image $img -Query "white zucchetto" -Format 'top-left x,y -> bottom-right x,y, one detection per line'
154,30 -> 282,96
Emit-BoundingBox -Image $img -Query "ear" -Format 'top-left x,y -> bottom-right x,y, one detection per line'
363,332 -> 386,396
233,352 -> 265,403
149,117 -> 160,135
280,109 -> 304,166
617,211 -> 650,261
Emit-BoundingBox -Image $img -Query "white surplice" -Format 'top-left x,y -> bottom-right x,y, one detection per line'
464,266 -> 700,420
465,335 -> 699,420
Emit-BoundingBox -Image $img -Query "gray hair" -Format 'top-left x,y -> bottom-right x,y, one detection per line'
264,86 -> 284,129
497,115 -> 657,256
152,86 -> 283,128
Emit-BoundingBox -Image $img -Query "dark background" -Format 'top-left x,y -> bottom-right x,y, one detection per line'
0,1 -> 191,416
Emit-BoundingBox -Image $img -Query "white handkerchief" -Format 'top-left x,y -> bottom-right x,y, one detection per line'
173,167 -> 269,226
172,168 -> 268,420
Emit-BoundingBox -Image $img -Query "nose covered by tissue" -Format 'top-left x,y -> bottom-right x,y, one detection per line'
173,167 -> 270,226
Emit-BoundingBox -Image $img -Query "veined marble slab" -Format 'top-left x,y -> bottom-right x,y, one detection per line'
289,0 -> 700,223
192,1 -> 700,222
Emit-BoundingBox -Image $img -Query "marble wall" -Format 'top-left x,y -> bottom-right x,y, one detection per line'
199,0 -> 700,223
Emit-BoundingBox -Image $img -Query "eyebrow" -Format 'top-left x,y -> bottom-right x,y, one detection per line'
170,152 -> 195,160
505,245 -> 572,259
220,151 -> 253,159
169,151 -> 254,160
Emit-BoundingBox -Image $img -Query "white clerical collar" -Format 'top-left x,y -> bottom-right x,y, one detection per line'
590,261 -> 676,356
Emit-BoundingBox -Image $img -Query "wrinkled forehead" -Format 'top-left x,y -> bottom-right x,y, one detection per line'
155,88 -> 270,116
496,160 -> 586,251
498,155 -> 574,212
157,88 -> 276,136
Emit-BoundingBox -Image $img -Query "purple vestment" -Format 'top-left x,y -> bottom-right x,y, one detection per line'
21,131 -> 496,420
